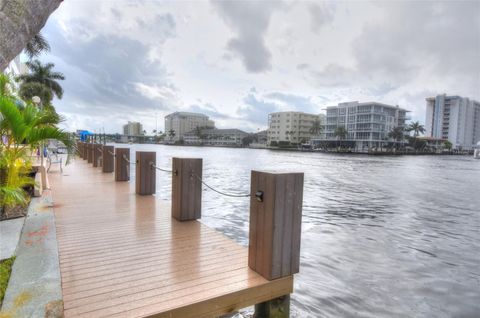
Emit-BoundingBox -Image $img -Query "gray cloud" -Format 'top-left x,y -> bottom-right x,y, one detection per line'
212,1 -> 282,73
187,102 -> 231,120
41,13 -> 177,120
265,92 -> 319,113
309,3 -> 335,33
237,92 -> 279,124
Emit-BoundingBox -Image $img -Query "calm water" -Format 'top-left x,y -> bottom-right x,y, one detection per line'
126,144 -> 479,318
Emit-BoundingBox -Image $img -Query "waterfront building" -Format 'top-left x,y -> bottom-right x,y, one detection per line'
123,121 -> 143,136
183,128 -> 248,146
314,101 -> 409,150
425,95 -> 480,150
267,111 -> 322,145
164,112 -> 215,142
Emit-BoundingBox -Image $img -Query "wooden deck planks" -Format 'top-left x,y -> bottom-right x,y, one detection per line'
49,159 -> 293,318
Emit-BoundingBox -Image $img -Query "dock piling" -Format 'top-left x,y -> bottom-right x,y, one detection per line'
93,144 -> 102,167
114,148 -> 130,181
135,151 -> 156,195
171,158 -> 202,221
87,143 -> 94,163
102,145 -> 114,173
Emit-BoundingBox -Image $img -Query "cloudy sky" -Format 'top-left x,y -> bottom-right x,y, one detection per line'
39,0 -> 480,134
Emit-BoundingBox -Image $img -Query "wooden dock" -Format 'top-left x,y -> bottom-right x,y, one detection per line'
49,159 -> 293,317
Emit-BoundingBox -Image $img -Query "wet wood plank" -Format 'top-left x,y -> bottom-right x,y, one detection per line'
49,159 -> 293,318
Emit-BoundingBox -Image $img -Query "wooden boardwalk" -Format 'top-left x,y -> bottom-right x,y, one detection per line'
49,159 -> 293,318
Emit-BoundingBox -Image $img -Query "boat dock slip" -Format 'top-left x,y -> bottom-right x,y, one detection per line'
49,158 -> 295,317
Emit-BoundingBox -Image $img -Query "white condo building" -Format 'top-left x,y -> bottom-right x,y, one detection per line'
267,111 -> 323,145
425,95 -> 480,150
164,112 -> 215,142
319,101 -> 409,149
123,121 -> 143,136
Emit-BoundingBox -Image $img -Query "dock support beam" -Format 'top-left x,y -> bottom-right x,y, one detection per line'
135,151 -> 156,195
115,148 -> 130,181
87,143 -> 94,163
93,144 -> 102,167
102,145 -> 114,173
254,295 -> 290,318
171,158 -> 202,221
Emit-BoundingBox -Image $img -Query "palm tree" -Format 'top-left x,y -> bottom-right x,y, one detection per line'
309,119 -> 323,136
17,60 -> 65,99
24,33 -> 51,59
0,96 -> 73,217
407,121 -> 425,137
406,121 -> 425,150
388,127 -> 405,150
168,129 -> 176,141
334,126 -> 347,149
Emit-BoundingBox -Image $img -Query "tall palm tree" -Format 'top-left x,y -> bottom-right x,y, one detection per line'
334,126 -> 348,148
407,121 -> 425,137
388,126 -> 405,150
24,33 -> 51,59
17,60 -> 65,99
309,119 -> 323,136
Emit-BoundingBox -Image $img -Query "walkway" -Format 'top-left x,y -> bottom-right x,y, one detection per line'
49,159 -> 293,317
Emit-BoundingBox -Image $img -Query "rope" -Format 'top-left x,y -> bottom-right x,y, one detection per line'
122,154 -> 135,164
192,173 -> 250,198
108,151 -> 115,156
150,162 -> 172,173
96,147 -> 102,153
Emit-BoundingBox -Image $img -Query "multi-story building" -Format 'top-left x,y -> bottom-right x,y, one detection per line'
319,101 -> 409,149
123,121 -> 143,136
183,128 -> 249,146
425,95 -> 480,150
267,111 -> 322,145
164,112 -> 215,142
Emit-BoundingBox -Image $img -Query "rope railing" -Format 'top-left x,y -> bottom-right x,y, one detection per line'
149,162 -> 172,173
96,148 -> 102,153
108,150 -> 115,156
192,173 -> 251,198
123,154 -> 135,164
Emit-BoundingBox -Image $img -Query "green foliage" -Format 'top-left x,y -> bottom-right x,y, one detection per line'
0,257 -> 16,307
334,126 -> 348,139
443,140 -> 453,149
24,33 -> 51,59
269,141 -> 278,147
388,127 -> 405,141
19,82 -> 53,103
407,121 -> 426,137
16,60 -> 65,100
309,118 -> 323,136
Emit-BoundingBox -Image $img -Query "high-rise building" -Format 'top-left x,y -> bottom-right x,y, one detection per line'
319,101 -> 409,149
123,121 -> 143,136
425,95 -> 480,150
164,112 -> 215,142
267,111 -> 322,145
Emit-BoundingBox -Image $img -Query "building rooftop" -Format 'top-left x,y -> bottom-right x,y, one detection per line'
165,111 -> 209,118
326,101 -> 409,112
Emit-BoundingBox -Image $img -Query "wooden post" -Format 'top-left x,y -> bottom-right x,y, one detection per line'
248,171 -> 304,281
171,158 -> 202,221
93,144 -> 102,167
115,148 -> 130,181
87,143 -> 94,163
135,151 -> 156,195
102,145 -> 114,173
254,295 -> 290,318
82,142 -> 88,160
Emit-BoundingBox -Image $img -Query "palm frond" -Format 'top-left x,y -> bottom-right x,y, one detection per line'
24,33 -> 51,59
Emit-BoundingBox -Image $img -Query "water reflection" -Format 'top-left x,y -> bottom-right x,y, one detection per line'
123,144 -> 480,318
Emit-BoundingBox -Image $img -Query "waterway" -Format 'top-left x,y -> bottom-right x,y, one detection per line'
126,144 -> 480,318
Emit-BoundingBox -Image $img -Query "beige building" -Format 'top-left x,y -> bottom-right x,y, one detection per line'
164,112 -> 215,142
267,111 -> 322,145
123,121 -> 143,136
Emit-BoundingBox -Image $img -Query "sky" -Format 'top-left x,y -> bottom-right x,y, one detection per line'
39,0 -> 480,134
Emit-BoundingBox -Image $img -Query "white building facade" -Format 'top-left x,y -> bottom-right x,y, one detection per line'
164,112 -> 215,142
425,95 -> 480,150
123,121 -> 143,136
267,111 -> 322,145
183,128 -> 248,146
317,101 -> 409,149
